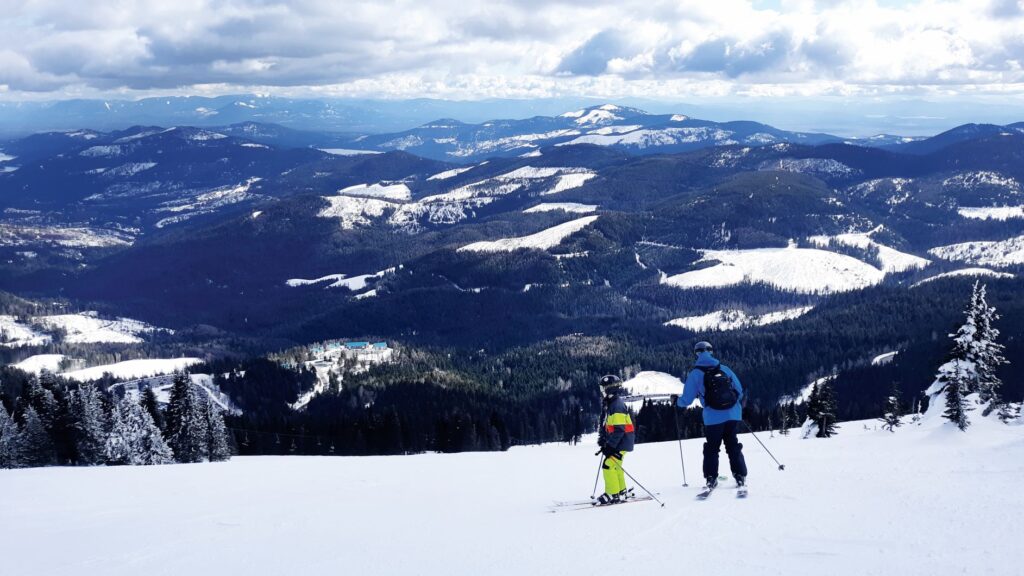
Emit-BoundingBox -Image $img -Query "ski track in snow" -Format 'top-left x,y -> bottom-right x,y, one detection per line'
2,414 -> 1021,576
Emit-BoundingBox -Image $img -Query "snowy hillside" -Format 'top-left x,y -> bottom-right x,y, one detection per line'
3,415 -> 1021,576
911,268 -> 1015,287
460,216 -> 599,253
665,306 -> 814,332
929,235 -> 1024,267
0,315 -> 52,347
33,311 -> 169,344
661,246 -> 885,293
61,358 -> 202,381
808,230 -> 929,273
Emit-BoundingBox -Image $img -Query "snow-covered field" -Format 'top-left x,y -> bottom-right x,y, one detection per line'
11,354 -> 67,374
0,315 -> 52,347
33,311 -> 168,344
958,206 -> 1024,220
60,358 -> 202,381
929,235 -> 1024,267
665,306 -> 814,332
808,231 -> 929,273
662,246 -> 884,293
3,412 -> 1020,576
460,216 -> 598,253
911,268 -> 1015,287
523,202 -> 598,214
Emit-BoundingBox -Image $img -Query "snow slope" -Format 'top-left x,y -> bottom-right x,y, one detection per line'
523,203 -> 598,214
459,216 -> 598,253
61,358 -> 202,382
33,312 -> 167,344
662,246 -> 884,293
665,306 -> 814,331
11,354 -> 67,374
3,415 -> 1021,576
336,182 -> 411,201
929,235 -> 1024,267
808,231 -> 929,273
958,206 -> 1024,220
0,315 -> 52,347
911,268 -> 1015,287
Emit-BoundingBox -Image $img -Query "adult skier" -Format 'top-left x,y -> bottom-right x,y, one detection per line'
596,375 -> 635,505
673,341 -> 748,490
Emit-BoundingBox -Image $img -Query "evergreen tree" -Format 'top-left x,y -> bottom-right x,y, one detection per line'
941,360 -> 971,431
880,381 -> 902,432
165,373 -> 208,463
805,382 -> 821,426
967,283 -> 1008,414
0,401 -> 21,468
19,406 -> 57,467
71,384 -> 108,465
23,374 -> 57,428
816,379 -> 838,438
106,395 -> 174,466
778,403 -> 791,436
203,396 -> 232,462
141,386 -> 164,431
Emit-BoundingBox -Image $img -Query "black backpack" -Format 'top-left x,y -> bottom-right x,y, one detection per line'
699,364 -> 739,410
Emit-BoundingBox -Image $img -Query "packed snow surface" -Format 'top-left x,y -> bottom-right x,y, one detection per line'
318,148 -> 382,156
3,414 -> 1021,576
61,358 -> 202,382
661,246 -> 885,293
665,306 -> 814,332
286,267 -> 396,291
427,166 -> 473,181
911,268 -> 1015,287
808,231 -> 930,273
957,206 -> 1024,220
459,216 -> 598,253
928,235 -> 1024,267
524,203 -> 598,214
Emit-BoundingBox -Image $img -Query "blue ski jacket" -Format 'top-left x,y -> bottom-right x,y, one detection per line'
676,352 -> 744,425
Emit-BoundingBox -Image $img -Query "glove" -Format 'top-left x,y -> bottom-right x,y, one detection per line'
670,394 -> 679,406
601,445 -> 619,458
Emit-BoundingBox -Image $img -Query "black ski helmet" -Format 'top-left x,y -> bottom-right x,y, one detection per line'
694,341 -> 714,354
599,374 -> 622,394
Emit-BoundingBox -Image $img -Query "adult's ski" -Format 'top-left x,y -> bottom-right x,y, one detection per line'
549,496 -> 654,512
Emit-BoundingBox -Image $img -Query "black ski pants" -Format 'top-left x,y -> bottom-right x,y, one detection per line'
703,420 -> 748,479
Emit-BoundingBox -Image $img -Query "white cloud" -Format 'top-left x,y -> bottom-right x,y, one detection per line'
1,0 -> 1024,100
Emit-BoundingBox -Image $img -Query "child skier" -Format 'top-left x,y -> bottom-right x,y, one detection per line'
596,375 -> 635,505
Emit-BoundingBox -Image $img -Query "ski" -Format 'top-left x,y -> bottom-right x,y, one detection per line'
696,487 -> 715,500
737,487 -> 748,499
549,496 -> 654,512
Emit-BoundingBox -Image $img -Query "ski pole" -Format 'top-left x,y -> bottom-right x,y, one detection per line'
741,420 -> 786,471
590,456 -> 603,500
619,463 -> 666,507
672,405 -> 689,487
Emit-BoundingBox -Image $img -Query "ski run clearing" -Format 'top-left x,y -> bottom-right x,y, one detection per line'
957,206 -> 1024,220
524,202 -> 599,214
3,409 -> 1021,576
807,231 -> 930,273
661,246 -> 885,293
459,216 -> 598,253
665,306 -> 814,332
911,268 -> 1015,287
32,311 -> 168,344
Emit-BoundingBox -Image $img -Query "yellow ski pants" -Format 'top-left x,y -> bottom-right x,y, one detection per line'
602,452 -> 626,495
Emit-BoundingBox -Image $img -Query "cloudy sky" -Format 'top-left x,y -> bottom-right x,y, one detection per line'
3,0 -> 1024,103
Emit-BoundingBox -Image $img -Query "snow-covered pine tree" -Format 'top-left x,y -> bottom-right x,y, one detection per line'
778,403 -> 790,436
106,395 -> 174,466
24,373 -> 58,428
0,401 -> 21,468
816,379 -> 838,438
71,383 -> 107,465
805,382 -> 821,425
941,360 -> 971,431
966,283 -> 1008,414
203,395 -> 231,462
880,381 -> 902,432
165,373 -> 208,463
19,406 -> 57,467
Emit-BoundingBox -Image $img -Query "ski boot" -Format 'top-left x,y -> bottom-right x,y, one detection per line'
704,475 -> 719,490
596,492 -> 622,506
735,475 -> 746,488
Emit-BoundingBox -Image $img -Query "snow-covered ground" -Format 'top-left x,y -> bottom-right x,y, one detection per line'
958,206 -> 1024,220
929,235 -> 1024,267
3,413 -> 1021,576
336,182 -> 411,201
661,246 -> 885,293
61,358 -> 202,382
459,216 -> 599,253
665,306 -> 814,332
808,230 -> 929,273
33,311 -> 168,344
523,202 -> 598,214
0,315 -> 52,347
911,268 -> 1015,287
286,267 -> 396,292
11,354 -> 67,374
